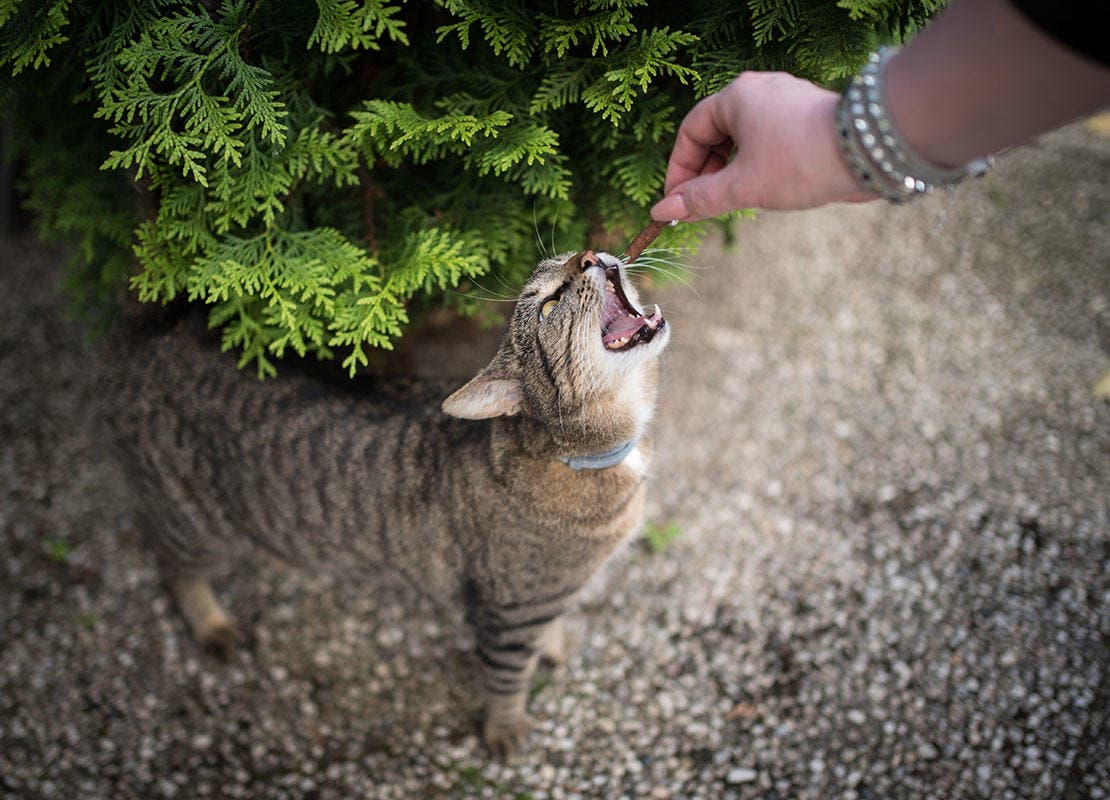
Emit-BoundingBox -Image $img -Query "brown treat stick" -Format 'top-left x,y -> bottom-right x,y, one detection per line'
625,219 -> 672,263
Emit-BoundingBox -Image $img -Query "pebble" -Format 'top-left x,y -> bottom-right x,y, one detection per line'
726,768 -> 758,784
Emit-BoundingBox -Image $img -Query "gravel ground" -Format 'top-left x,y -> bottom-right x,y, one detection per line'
2,123 -> 1108,800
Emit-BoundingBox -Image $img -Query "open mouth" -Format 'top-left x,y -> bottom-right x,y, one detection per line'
601,265 -> 665,351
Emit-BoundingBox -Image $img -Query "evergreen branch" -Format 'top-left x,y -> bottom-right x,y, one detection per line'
309,0 -> 409,53
84,1 -> 180,104
508,153 -> 572,200
465,123 -> 560,176
529,64 -> 594,114
0,0 -> 19,28
284,125 -> 361,186
95,2 -> 287,185
582,27 -> 698,124
348,99 -> 513,165
609,145 -> 665,205
329,226 -> 488,374
691,49 -> 754,97
747,0 -> 799,46
209,297 -> 279,378
0,0 -> 71,75
436,0 -> 535,68
536,5 -> 637,58
132,218 -> 198,303
188,226 -> 380,374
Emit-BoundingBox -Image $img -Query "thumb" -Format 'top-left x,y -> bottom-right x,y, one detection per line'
650,163 -> 743,222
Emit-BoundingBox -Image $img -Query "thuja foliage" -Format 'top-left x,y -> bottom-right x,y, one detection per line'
1,0 -> 941,376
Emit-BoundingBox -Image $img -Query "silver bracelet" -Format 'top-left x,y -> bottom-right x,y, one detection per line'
837,47 -> 992,204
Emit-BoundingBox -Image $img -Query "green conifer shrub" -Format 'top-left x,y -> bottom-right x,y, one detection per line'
0,0 -> 941,376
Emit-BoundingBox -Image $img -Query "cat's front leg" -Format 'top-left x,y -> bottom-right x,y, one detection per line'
470,603 -> 566,756
481,686 -> 535,757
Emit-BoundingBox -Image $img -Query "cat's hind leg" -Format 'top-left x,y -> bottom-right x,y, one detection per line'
168,574 -> 239,656
142,499 -> 240,657
536,616 -> 568,668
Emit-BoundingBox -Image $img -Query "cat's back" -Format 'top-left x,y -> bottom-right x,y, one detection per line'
98,310 -> 475,571
102,310 -> 452,441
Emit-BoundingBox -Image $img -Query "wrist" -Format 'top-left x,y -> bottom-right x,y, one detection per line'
811,91 -> 879,204
882,0 -> 1110,168
836,48 -> 992,204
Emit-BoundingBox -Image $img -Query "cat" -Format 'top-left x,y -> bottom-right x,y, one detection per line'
104,248 -> 669,755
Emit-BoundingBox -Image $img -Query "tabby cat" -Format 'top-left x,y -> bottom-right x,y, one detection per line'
106,249 -> 669,754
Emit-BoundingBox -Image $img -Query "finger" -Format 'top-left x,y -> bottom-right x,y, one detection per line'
653,148 -> 729,220
701,146 -> 730,177
663,95 -> 733,195
650,193 -> 688,221
659,161 -> 746,222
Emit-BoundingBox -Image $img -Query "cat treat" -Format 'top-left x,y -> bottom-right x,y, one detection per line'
625,219 -> 677,263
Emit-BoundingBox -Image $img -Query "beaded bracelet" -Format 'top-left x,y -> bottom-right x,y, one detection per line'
836,47 -> 992,204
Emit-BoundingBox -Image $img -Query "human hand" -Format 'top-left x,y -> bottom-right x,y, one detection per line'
651,72 -> 878,222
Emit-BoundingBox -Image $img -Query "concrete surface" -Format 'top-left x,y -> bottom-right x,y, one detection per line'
1,123 -> 1108,799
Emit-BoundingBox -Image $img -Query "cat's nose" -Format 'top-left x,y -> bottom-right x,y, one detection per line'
578,250 -> 600,272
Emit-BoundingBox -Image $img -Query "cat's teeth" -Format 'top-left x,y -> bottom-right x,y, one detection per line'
606,335 -> 630,350
606,280 -> 616,294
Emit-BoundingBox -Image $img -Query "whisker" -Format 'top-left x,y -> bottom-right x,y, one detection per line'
452,277 -> 519,302
533,201 -> 548,258
447,290 -> 519,303
628,260 -> 683,277
634,246 -> 712,270
496,275 -> 518,296
549,206 -> 560,259
635,262 -> 710,276
632,255 -> 695,270
627,262 -> 701,298
640,246 -> 698,255
632,259 -> 703,281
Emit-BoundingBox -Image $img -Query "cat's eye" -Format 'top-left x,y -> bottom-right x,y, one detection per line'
539,298 -> 559,320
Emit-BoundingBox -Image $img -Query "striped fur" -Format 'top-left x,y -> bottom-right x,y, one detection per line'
102,250 -> 668,755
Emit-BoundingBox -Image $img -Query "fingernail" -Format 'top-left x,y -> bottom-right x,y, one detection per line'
650,194 -> 689,222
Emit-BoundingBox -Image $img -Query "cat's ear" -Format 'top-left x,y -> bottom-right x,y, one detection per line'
441,358 -> 523,419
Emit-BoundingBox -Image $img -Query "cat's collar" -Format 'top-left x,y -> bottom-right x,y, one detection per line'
559,439 -> 637,471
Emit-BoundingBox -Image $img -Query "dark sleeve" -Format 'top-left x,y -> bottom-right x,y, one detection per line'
1006,1 -> 1109,67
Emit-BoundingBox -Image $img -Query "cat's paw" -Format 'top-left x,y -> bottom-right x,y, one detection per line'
196,615 -> 240,659
169,577 -> 240,658
482,715 -> 533,758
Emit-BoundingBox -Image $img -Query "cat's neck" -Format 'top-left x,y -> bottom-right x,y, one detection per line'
481,358 -> 660,470
491,407 -> 646,465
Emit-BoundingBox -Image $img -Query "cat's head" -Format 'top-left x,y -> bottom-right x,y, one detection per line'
442,250 -> 669,454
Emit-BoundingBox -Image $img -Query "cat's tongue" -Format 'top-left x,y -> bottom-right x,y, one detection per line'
601,285 -> 659,348
599,264 -> 664,350
601,300 -> 645,344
